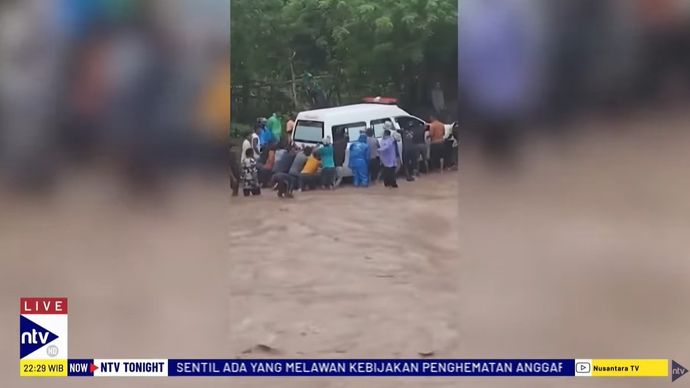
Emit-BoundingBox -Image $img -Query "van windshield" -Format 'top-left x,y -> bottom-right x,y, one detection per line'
293,120 -> 324,143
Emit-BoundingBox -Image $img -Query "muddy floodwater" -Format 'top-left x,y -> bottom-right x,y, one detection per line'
2,111 -> 690,388
228,173 -> 460,359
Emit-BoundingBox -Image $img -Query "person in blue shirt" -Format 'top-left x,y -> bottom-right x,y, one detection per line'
257,118 -> 273,148
348,133 -> 370,187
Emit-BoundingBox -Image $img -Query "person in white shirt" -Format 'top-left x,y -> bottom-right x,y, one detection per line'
251,125 -> 261,157
240,133 -> 252,163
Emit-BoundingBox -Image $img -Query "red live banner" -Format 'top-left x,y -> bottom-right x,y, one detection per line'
20,298 -> 68,314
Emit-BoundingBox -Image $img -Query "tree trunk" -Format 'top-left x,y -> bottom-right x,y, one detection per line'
289,51 -> 298,109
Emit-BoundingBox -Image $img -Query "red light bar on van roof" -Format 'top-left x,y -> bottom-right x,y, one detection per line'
362,96 -> 398,105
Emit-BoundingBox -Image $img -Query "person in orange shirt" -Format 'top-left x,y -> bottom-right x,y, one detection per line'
299,152 -> 321,191
429,115 -> 447,171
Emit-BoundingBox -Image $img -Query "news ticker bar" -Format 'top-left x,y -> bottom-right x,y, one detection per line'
20,359 -> 672,378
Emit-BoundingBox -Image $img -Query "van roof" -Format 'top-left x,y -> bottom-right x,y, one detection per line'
297,103 -> 409,122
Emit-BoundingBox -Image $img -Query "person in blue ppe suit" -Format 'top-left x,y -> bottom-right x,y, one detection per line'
348,133 -> 370,187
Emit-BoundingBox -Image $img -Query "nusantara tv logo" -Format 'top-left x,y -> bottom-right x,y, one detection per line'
20,298 -> 68,360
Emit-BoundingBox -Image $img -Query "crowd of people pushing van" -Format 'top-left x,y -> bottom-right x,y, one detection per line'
229,114 -> 458,198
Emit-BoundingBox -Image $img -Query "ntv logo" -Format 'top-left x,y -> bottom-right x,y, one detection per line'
19,297 -> 68,360
21,328 -> 50,345
672,360 -> 687,382
20,316 -> 59,358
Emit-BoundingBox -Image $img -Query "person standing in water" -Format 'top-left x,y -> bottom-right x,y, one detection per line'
366,127 -> 380,184
349,133 -> 370,187
378,129 -> 399,188
316,136 -> 336,189
401,121 -> 417,181
229,144 -> 241,197
288,146 -> 311,191
428,115 -> 447,171
240,149 -> 261,196
241,132 -> 252,163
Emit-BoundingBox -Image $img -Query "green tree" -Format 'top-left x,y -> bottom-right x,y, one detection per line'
231,0 -> 457,123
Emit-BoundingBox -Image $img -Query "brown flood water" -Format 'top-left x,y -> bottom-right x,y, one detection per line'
2,111 -> 689,387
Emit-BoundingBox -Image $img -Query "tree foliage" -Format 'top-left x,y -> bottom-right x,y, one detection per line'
231,0 -> 457,123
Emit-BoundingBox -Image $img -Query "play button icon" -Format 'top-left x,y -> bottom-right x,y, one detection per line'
576,362 -> 591,373
574,359 -> 593,376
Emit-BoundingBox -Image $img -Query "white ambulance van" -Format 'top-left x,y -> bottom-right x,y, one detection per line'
292,102 -> 427,184
292,103 -> 426,151
291,101 -> 453,184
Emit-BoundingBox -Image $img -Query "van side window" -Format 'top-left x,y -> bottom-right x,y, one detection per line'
370,118 -> 393,138
332,122 -> 366,142
394,116 -> 425,131
293,120 -> 325,143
